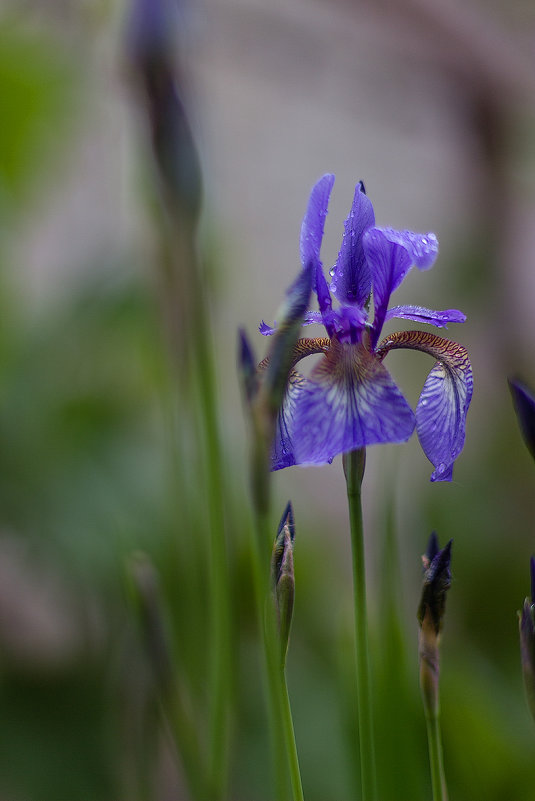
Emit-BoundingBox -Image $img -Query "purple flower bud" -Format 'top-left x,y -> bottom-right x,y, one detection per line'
509,378 -> 535,463
262,263 -> 314,413
237,328 -> 258,404
271,504 -> 296,667
126,0 -> 202,219
520,556 -> 535,723
418,534 -> 452,636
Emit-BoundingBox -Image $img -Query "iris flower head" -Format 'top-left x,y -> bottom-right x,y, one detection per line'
260,174 -> 473,482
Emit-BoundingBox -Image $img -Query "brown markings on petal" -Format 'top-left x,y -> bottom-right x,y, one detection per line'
376,330 -> 470,370
311,337 -> 379,385
258,337 -> 331,371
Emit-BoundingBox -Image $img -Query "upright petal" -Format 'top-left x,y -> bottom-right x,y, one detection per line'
375,228 -> 438,270
377,330 -> 472,482
292,339 -> 415,465
300,174 -> 335,269
330,181 -> 375,307
315,261 -> 333,324
363,227 -> 439,348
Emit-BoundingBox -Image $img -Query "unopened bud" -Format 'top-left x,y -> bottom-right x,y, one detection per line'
418,533 -> 452,716
271,502 -> 296,668
261,262 -> 314,418
418,533 -> 452,636
509,378 -> 535,464
237,328 -> 258,405
126,0 -> 202,221
519,556 -> 535,723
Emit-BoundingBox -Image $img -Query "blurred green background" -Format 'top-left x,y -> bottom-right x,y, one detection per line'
2,0 -> 535,799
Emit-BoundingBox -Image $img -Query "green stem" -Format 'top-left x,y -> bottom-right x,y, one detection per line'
250,507 -> 290,801
280,667 -> 305,801
425,708 -> 448,801
191,265 -> 232,801
342,448 -> 377,801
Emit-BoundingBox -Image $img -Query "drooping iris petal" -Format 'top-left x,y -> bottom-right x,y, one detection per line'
272,370 -> 305,470
385,305 -> 466,328
292,339 -> 415,465
330,181 -> 375,307
300,173 -> 335,270
376,330 -> 473,482
268,336 -> 331,470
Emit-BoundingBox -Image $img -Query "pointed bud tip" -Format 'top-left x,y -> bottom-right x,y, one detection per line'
418,533 -> 452,633
509,377 -> 535,462
277,501 -> 295,541
237,328 -> 258,402
424,531 -> 440,564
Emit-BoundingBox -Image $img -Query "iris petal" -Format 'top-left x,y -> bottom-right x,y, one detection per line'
300,173 -> 335,270
363,227 -> 439,347
374,228 -> 438,270
260,311 -> 324,336
385,305 -> 466,328
272,370 -> 305,470
377,330 -> 473,482
330,181 -> 375,307
292,339 -> 415,465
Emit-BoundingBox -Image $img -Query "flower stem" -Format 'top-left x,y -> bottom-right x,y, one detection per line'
249,507 -> 290,800
424,706 -> 448,801
280,666 -> 305,801
249,456 -> 304,801
342,448 -> 377,801
420,622 -> 448,801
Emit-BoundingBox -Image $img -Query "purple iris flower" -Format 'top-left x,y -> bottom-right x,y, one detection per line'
261,174 -> 473,481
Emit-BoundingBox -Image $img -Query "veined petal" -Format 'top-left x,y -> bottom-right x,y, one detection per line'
292,339 -> 415,465
330,181 -> 375,307
300,174 -> 335,269
385,305 -> 466,328
363,227 -> 439,348
377,330 -> 473,482
272,370 -> 305,470
267,337 -> 331,470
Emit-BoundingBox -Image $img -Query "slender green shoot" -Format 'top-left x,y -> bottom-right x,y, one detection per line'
424,701 -> 448,801
342,448 -> 377,801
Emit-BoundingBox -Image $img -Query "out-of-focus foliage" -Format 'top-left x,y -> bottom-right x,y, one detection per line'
2,2 -> 535,801
0,17 -> 77,212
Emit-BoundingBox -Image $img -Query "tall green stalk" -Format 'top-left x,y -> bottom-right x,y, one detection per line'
424,703 -> 448,801
249,484 -> 304,801
342,448 -> 377,801
280,667 -> 305,801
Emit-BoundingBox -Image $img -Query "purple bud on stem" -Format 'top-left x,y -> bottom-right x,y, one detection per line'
509,378 -> 535,463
